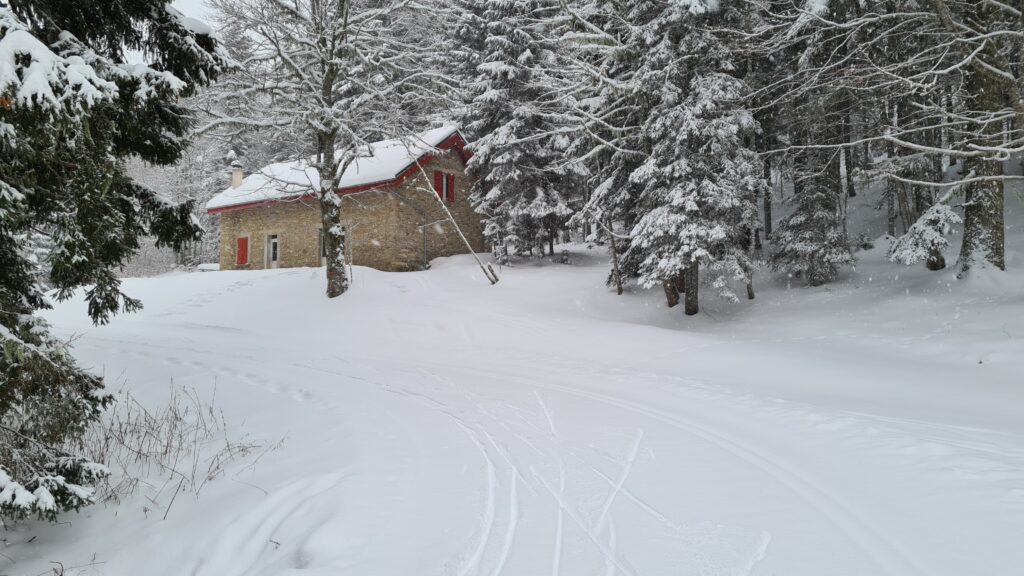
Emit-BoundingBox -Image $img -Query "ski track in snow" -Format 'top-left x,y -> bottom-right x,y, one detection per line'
550,462 -> 566,576
532,465 -> 640,576
32,250 -> 1024,576
162,327 -> 779,576
539,381 -> 930,576
453,422 -> 499,576
189,472 -> 348,576
519,353 -> 1024,512
368,357 -> 933,576
362,366 -> 770,576
70,327 -> 1024,576
595,429 -> 644,536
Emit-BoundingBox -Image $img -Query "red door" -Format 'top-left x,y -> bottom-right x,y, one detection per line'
236,237 -> 249,266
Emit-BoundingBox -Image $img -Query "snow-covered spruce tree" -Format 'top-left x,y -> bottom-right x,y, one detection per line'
205,0 -> 453,297
622,2 -> 764,316
0,3 -> 225,520
889,200 -> 962,271
770,169 -> 855,286
465,0 -> 575,258
770,98 -> 854,286
451,0 -> 488,108
750,0 -> 857,287
559,0 -> 648,292
770,113 -> 853,285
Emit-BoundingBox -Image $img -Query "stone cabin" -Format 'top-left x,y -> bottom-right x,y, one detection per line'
206,126 -> 486,272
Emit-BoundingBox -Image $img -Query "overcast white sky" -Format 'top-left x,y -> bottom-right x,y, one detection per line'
171,0 -> 210,20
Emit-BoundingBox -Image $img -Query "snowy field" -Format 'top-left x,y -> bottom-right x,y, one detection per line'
5,201 -> 1024,575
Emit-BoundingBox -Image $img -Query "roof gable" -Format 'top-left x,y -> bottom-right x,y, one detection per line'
206,126 -> 468,214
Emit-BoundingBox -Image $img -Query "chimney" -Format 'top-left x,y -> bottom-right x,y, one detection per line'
230,161 -> 244,189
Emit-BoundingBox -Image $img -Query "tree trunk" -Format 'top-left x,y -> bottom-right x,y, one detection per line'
842,111 -> 857,198
663,280 -> 680,308
792,157 -> 804,199
607,221 -> 624,296
318,145 -> 349,298
886,183 -> 897,236
885,99 -> 899,236
941,88 -> 952,175
957,158 -> 1005,274
833,150 -> 848,238
548,230 -> 555,257
683,264 -> 698,316
956,72 -> 1006,275
663,272 -> 687,308
321,198 -> 349,298
896,183 -> 913,233
926,0 -> 1009,275
762,159 -> 773,238
746,228 -> 756,300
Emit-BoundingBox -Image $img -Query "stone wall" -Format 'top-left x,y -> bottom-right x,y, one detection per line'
217,150 -> 485,272
218,200 -> 322,271
343,150 -> 486,271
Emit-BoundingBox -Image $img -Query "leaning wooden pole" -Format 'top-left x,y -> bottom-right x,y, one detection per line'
410,160 -> 498,285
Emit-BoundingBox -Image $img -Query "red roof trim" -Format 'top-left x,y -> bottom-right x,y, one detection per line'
208,131 -> 471,215
207,194 -> 318,215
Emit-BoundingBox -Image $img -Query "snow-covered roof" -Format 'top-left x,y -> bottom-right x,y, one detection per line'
206,126 -> 463,213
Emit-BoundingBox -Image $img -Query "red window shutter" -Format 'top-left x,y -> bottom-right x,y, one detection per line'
236,237 -> 249,265
447,174 -> 456,203
434,171 -> 444,198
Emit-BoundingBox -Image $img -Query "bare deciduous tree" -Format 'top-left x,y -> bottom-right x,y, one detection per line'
201,0 -> 453,297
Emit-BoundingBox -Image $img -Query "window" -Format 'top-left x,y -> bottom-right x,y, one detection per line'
236,237 -> 249,266
434,170 -> 456,203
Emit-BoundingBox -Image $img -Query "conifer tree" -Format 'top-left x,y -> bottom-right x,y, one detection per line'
567,0 -> 764,313
0,2 -> 225,520
562,0 -> 647,290
770,164 -> 856,286
465,0 -> 574,257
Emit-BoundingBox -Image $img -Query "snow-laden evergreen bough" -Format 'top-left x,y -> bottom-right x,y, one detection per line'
0,1 -> 226,521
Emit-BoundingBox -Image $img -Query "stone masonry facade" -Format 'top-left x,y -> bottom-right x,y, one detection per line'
216,150 -> 485,272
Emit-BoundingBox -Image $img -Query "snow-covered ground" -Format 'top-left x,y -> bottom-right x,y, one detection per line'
6,196 -> 1024,575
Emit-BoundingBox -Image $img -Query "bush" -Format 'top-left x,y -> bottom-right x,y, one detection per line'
82,385 -> 270,511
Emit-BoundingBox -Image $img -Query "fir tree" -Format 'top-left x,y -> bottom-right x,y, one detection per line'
624,2 -> 764,315
566,0 -> 764,312
563,0 -> 648,290
0,2 -> 225,520
770,153 -> 855,286
466,0 -> 574,257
